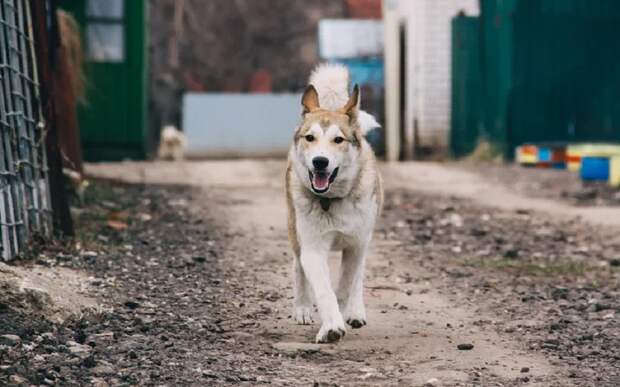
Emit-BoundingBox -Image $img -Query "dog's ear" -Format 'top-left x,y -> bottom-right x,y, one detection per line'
341,84 -> 360,120
301,85 -> 320,114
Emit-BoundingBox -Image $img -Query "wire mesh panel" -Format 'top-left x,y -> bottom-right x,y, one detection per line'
0,0 -> 51,260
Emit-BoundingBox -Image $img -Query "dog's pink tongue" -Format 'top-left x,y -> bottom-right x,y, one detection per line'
313,173 -> 329,190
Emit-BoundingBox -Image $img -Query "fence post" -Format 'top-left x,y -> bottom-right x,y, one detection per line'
30,0 -> 74,237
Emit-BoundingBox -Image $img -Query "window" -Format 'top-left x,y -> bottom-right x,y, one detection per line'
85,0 -> 125,62
86,0 -> 124,18
86,23 -> 124,62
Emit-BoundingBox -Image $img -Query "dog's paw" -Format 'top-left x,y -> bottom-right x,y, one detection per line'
346,317 -> 367,329
344,307 -> 367,329
294,306 -> 313,325
315,316 -> 346,344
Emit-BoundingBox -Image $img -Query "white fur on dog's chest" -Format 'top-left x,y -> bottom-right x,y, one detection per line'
296,193 -> 377,247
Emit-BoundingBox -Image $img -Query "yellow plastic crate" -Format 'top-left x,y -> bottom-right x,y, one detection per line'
566,145 -> 586,172
516,145 -> 538,165
610,156 -> 620,187
567,144 -> 620,173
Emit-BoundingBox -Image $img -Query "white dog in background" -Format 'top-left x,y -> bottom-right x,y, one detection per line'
286,64 -> 383,343
157,125 -> 186,161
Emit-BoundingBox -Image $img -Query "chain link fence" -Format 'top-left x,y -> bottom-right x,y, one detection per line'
0,0 -> 52,260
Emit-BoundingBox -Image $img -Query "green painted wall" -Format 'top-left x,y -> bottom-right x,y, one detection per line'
57,0 -> 148,161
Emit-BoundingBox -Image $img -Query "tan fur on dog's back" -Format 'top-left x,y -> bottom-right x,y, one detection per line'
285,161 -> 300,258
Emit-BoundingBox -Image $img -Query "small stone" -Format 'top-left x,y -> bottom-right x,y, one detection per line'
124,300 -> 140,309
457,343 -> 474,350
449,213 -> 463,227
424,377 -> 441,386
192,255 -> 207,263
86,331 -> 114,347
202,369 -> 219,378
551,287 -> 569,300
67,341 -> 92,359
8,375 -> 27,385
0,334 -> 21,346
93,362 -> 115,376
521,367 -> 530,373
503,247 -> 519,259
91,377 -> 110,387
82,251 -> 98,258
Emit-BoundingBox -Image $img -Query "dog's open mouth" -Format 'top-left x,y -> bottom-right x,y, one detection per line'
309,168 -> 339,194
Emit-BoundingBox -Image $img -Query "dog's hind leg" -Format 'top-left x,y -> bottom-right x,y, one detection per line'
293,256 -> 313,325
299,246 -> 346,343
337,241 -> 369,329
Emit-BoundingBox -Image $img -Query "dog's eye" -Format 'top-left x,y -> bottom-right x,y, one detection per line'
334,136 -> 344,144
305,134 -> 315,142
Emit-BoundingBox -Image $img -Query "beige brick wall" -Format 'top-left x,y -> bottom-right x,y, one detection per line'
399,0 -> 479,153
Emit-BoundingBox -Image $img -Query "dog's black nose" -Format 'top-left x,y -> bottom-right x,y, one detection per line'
312,156 -> 329,170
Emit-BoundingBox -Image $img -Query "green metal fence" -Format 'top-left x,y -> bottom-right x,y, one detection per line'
510,0 -> 620,148
451,0 -> 620,158
450,15 -> 482,157
0,0 -> 52,260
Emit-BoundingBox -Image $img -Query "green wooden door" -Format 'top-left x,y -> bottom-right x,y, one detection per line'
57,0 -> 147,161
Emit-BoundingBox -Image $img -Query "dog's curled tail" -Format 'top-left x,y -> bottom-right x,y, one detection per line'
308,63 -> 381,135
309,63 -> 350,111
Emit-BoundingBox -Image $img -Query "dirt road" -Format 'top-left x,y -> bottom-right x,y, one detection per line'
188,162 -> 561,386
2,160 -> 619,386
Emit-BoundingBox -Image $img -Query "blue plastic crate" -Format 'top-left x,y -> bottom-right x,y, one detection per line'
580,157 -> 610,181
537,147 -> 551,162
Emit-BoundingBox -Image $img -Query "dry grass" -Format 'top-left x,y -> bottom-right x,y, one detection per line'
463,140 -> 504,163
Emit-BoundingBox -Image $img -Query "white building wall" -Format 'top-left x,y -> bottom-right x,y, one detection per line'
399,0 -> 479,154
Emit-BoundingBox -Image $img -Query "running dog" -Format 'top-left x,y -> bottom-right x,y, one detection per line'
286,64 -> 383,343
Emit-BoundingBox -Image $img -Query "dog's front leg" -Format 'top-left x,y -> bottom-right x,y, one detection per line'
300,246 -> 346,343
293,256 -> 313,324
337,239 -> 369,329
